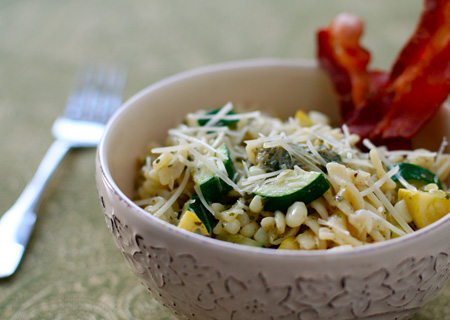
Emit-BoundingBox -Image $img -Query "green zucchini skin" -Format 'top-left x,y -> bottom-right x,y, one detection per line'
392,163 -> 442,189
187,196 -> 217,234
197,108 -> 238,127
197,176 -> 232,204
254,170 -> 330,212
193,144 -> 236,203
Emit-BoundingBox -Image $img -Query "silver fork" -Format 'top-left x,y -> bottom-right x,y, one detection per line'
0,64 -> 127,278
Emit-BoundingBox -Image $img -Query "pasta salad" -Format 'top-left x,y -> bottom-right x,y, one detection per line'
134,103 -> 450,250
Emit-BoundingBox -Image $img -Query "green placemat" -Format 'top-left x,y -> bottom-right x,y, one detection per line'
0,1 -> 448,319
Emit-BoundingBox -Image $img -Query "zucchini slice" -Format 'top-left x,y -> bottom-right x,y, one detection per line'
186,196 -> 217,234
254,168 -> 329,212
197,108 -> 238,127
192,144 -> 235,203
392,163 -> 442,189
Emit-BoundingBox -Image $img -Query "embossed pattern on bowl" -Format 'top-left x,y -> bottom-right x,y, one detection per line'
96,59 -> 450,320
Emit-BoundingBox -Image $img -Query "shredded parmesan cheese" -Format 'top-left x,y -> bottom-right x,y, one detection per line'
154,169 -> 190,218
360,165 -> 399,197
134,102 -> 449,250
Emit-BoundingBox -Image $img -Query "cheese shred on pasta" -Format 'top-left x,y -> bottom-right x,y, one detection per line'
134,103 -> 450,250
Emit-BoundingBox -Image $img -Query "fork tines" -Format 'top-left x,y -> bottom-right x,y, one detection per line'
64,63 -> 127,124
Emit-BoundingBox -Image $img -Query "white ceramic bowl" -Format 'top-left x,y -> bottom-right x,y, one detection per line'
96,59 -> 450,320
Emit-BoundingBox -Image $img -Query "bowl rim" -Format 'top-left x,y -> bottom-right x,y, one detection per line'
98,58 -> 450,258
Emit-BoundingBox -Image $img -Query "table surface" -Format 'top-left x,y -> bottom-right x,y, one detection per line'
1,1 -> 449,319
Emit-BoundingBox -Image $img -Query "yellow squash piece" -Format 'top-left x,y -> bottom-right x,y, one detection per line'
178,210 -> 210,236
398,188 -> 450,229
295,110 -> 313,127
278,236 -> 300,250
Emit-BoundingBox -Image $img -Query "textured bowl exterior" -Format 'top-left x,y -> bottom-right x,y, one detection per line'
96,59 -> 450,320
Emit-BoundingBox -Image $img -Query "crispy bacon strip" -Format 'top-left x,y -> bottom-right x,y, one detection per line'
317,14 -> 387,121
346,0 -> 450,147
318,0 -> 450,149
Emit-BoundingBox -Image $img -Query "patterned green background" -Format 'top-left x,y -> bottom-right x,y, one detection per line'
0,0 -> 449,319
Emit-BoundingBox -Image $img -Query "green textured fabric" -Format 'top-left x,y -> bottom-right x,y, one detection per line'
0,0 -> 449,319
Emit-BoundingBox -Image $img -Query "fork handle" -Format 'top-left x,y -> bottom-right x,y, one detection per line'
0,139 -> 71,246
